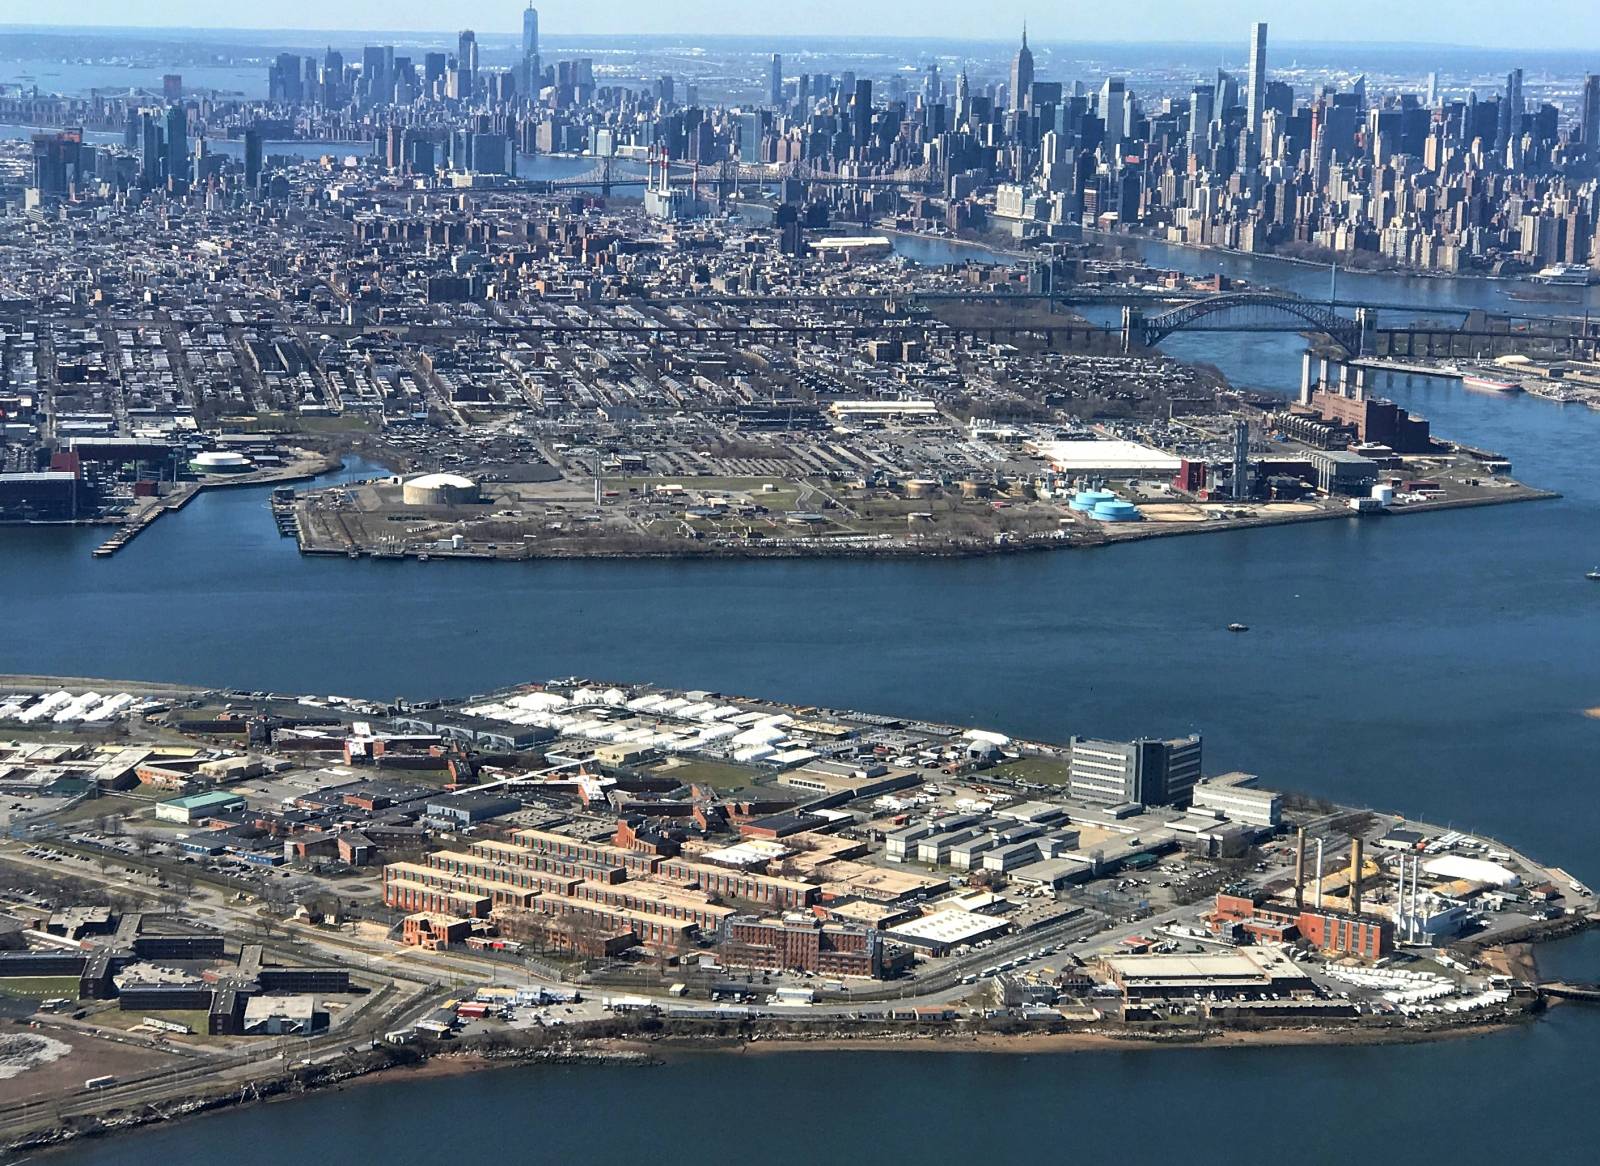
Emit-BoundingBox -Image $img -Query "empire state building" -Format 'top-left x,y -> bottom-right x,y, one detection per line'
1010,27 -> 1034,112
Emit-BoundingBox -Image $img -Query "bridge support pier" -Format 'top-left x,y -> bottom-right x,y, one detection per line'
1120,307 -> 1143,355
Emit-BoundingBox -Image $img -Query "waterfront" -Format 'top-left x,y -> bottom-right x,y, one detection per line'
4,248 -> 1599,1163
41,937 -> 1600,1166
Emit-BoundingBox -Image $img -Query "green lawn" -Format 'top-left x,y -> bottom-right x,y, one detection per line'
98,1009 -> 213,1036
0,976 -> 80,999
989,757 -> 1073,785
650,759 -> 760,790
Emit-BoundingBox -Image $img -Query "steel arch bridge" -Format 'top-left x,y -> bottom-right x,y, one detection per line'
1140,292 -> 1362,350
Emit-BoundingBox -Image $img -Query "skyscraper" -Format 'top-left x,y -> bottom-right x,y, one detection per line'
851,79 -> 872,152
1496,68 -> 1523,155
458,30 -> 478,99
522,5 -> 540,92
1246,22 -> 1268,142
1100,77 -> 1126,152
164,104 -> 187,186
1581,74 -> 1600,149
1010,27 -> 1034,112
243,126 -> 262,189
769,53 -> 783,107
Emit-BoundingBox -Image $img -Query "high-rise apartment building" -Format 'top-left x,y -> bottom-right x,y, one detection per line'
1246,21 -> 1268,142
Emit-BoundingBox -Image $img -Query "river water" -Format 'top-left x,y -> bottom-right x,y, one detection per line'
7,237 -> 1599,1164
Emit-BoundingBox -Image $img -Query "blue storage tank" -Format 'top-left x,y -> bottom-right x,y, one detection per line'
1091,499 -> 1142,522
1070,489 -> 1117,512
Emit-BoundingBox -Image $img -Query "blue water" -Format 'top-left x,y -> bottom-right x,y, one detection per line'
4,242 -> 1598,1165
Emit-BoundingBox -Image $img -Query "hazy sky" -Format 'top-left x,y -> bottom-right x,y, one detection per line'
17,1 -> 1600,49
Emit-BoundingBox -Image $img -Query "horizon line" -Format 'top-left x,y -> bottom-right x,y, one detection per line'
1,22 -> 1596,55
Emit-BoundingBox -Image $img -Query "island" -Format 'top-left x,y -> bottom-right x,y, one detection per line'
1,673 -> 1593,1156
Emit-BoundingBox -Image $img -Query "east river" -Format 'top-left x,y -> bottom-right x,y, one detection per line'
6,237 -> 1598,1164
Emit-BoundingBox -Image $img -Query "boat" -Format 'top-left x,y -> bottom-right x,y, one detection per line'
1227,623 -> 1250,633
1461,374 -> 1524,394
1587,569 -> 1600,581
1532,263 -> 1597,287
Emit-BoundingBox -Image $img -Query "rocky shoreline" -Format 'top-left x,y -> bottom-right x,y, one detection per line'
2,1001 -> 1558,1163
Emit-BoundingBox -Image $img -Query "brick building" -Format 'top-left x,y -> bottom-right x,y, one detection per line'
725,915 -> 886,978
1211,892 -> 1393,960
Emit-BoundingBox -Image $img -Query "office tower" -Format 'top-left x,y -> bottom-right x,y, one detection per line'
139,112 -> 162,189
769,53 -> 783,107
954,69 -> 969,126
458,30 -> 478,98
1582,75 -> 1600,148
123,109 -> 139,151
852,78 -> 872,150
1067,734 -> 1203,807
1246,21 -> 1267,140
1101,77 -> 1126,151
243,126 -> 262,188
924,61 -> 940,105
164,105 -> 187,186
523,5 -> 540,91
361,46 -> 387,105
1189,83 -> 1215,149
162,74 -> 182,101
741,110 -> 764,163
1426,71 -> 1438,108
424,52 -> 446,93
1010,27 -> 1034,112
30,130 -> 82,199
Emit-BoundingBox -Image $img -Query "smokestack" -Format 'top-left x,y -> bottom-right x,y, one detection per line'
1314,838 -> 1324,908
1293,827 -> 1307,909
1348,837 -> 1365,917
1300,351 -> 1314,406
1409,854 -> 1421,942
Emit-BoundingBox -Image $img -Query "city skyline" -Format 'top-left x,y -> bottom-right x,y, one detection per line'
5,1 -> 1600,51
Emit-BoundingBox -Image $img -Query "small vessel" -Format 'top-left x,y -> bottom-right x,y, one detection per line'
1461,374 -> 1523,394
1227,623 -> 1250,633
1587,568 -> 1600,581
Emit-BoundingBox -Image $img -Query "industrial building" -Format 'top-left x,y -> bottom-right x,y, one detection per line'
1191,772 -> 1282,828
153,790 -> 247,824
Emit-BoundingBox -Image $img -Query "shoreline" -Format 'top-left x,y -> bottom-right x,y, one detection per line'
291,484 -> 1561,564
3,1013 -> 1544,1161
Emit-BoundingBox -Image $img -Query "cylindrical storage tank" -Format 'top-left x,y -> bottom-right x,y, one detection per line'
1372,485 -> 1395,506
904,479 -> 939,499
189,450 -> 253,474
959,480 -> 990,499
1070,489 -> 1117,513
450,534 -> 465,550
1091,499 -> 1142,523
402,472 -> 481,506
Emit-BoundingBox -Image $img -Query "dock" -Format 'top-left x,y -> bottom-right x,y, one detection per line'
92,485 -> 199,557
90,454 -> 340,559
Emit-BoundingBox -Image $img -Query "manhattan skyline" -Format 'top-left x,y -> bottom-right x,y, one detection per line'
4,1 -> 1600,51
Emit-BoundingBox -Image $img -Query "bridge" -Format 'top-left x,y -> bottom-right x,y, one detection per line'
534,155 -> 941,196
1126,292 -> 1367,352
1540,981 -> 1600,1003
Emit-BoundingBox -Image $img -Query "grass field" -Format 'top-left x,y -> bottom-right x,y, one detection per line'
0,976 -> 80,999
989,757 -> 1073,785
650,758 -> 759,790
95,1009 -> 213,1037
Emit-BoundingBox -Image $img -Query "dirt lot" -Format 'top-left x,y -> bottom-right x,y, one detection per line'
0,1024 -> 184,1103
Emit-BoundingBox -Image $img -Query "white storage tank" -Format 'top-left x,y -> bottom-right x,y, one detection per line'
1372,484 -> 1396,507
402,472 -> 480,506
